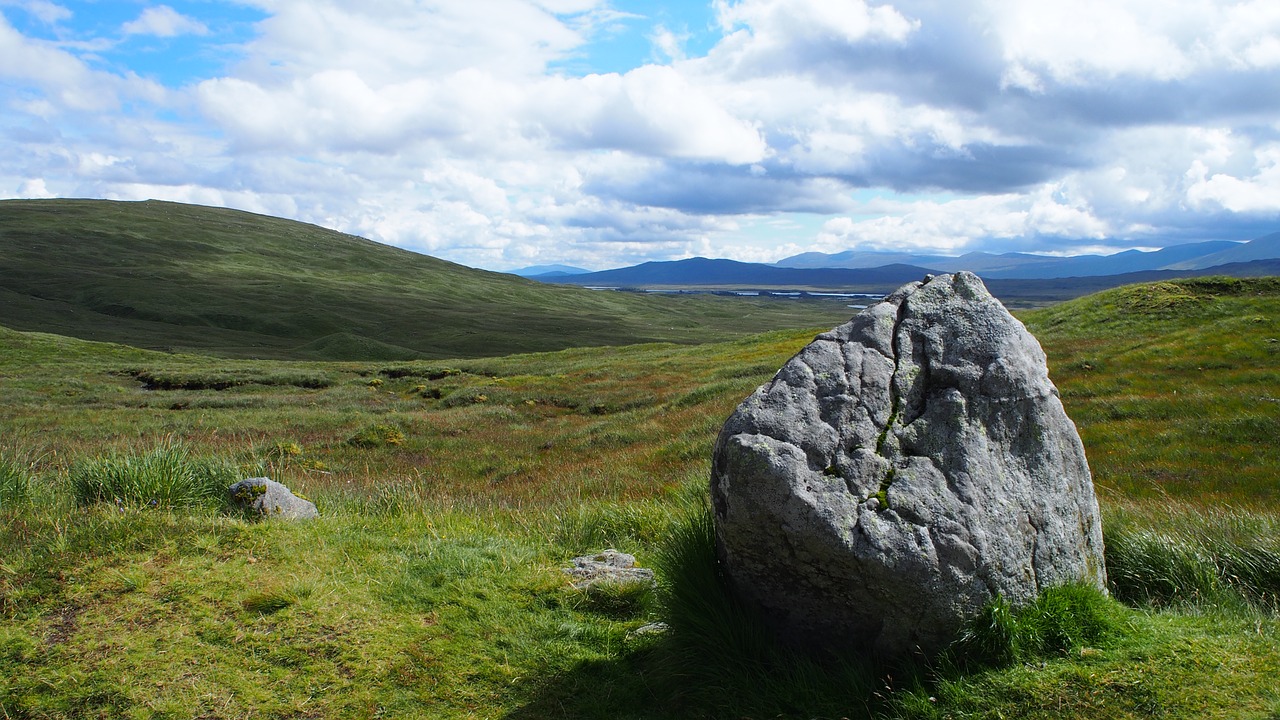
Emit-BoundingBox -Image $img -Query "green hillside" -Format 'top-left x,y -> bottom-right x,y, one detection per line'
0,199 -> 853,360
1024,276 -> 1280,504
1,278 -> 1277,718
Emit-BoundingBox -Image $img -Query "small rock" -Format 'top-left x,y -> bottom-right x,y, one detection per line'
228,477 -> 318,520
628,621 -> 670,640
563,549 -> 655,590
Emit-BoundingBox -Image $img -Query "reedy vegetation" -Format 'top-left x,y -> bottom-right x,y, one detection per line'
1,278 -> 1278,718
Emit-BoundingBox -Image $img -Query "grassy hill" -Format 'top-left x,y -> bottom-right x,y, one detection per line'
0,199 -> 854,360
1,277 -> 1278,718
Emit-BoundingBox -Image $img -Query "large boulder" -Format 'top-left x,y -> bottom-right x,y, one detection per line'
711,272 -> 1106,658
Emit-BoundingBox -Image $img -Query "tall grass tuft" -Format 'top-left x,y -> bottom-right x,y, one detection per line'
652,501 -> 875,718
68,442 -> 238,509
1104,503 -> 1280,609
0,451 -> 33,508
945,583 -> 1126,671
551,499 -> 675,552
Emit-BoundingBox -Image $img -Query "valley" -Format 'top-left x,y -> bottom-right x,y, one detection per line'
1,201 -> 1278,718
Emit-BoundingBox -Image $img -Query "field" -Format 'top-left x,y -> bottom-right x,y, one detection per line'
1,276 -> 1279,718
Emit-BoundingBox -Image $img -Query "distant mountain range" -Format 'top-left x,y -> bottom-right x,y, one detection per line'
775,233 -> 1280,279
511,264 -> 590,277
526,257 -> 935,288
523,232 -> 1280,292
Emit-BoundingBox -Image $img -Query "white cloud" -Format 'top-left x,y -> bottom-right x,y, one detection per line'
990,0 -> 1280,87
649,24 -> 686,62
533,65 -> 767,164
0,13 -> 166,112
5,0 -> 1280,272
714,0 -> 919,45
993,0 -> 1198,85
197,71 -> 485,153
16,177 -> 55,197
15,0 -> 71,25
703,0 -> 920,82
1186,145 -> 1280,213
123,6 -> 208,37
816,185 -> 1112,255
1209,1 -> 1280,69
235,0 -> 588,83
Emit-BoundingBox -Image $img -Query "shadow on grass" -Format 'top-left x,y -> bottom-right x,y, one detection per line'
506,503 -> 883,720
504,637 -> 879,720
506,502 -> 1131,720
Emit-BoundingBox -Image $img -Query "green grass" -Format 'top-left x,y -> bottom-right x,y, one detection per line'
67,442 -> 238,509
944,583 -> 1128,671
1104,502 -> 1280,610
0,276 -> 1278,718
0,198 -> 856,360
0,451 -> 34,508
1025,276 -> 1280,503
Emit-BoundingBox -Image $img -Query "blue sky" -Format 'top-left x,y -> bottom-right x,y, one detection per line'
4,1 -> 1280,271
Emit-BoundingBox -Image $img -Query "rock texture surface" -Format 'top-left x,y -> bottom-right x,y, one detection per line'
711,272 -> 1106,657
563,550 -> 655,590
228,477 -> 318,520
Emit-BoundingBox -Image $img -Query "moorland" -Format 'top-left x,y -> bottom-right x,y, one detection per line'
1,200 -> 1279,719
0,199 -> 857,360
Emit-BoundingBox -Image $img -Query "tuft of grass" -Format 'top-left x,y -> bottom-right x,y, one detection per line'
0,451 -> 34,508
265,440 -> 303,458
572,579 -> 655,619
67,442 -> 238,509
242,591 -> 295,615
1104,502 -> 1280,610
550,498 -> 679,552
347,423 -> 406,448
945,584 -> 1128,671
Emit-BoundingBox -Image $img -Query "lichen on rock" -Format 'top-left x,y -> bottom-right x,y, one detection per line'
227,477 -> 318,520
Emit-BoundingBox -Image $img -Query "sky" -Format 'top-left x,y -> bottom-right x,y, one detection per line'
3,0 -> 1280,271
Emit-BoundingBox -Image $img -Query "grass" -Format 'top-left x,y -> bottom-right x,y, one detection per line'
944,583 -> 1127,671
67,442 -> 238,509
649,500 -> 878,718
0,276 -> 1278,718
0,450 -> 34,508
1104,501 -> 1280,610
0,198 -> 857,360
1024,277 -> 1280,504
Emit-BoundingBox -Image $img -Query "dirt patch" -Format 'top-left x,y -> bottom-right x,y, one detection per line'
45,603 -> 81,646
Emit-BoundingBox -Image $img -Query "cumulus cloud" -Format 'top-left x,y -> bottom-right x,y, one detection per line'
714,0 -> 919,48
16,177 -> 55,198
815,185 -> 1112,256
0,14 -> 164,111
583,160 -> 852,215
197,72 -> 482,153
995,0 -> 1198,87
123,6 -> 208,37
1186,145 -> 1280,213
235,0 -> 586,82
4,0 -> 1280,270
533,65 -> 766,164
649,24 -> 687,62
